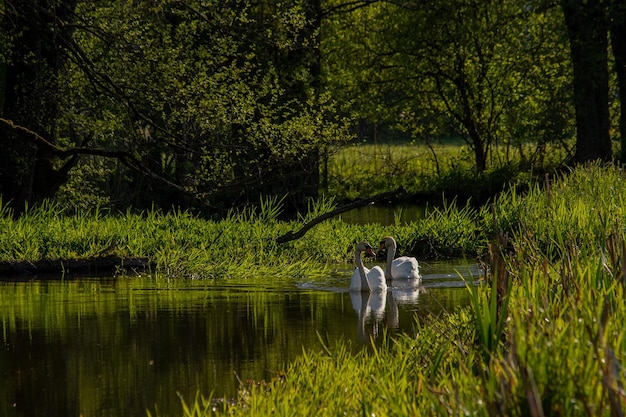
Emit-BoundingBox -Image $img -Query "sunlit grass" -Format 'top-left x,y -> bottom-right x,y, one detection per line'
174,163 -> 626,416
325,140 -> 469,199
4,163 -> 626,415
325,139 -> 568,200
0,190 -> 484,279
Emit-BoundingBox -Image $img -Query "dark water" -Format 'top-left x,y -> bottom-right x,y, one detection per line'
0,260 -> 480,417
339,203 -> 427,225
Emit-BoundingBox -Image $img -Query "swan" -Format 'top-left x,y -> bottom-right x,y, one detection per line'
378,236 -> 421,280
350,242 -> 388,292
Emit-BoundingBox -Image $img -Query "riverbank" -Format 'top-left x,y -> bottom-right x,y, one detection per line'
3,164 -> 626,416
181,163 -> 626,416
0,255 -> 151,276
0,194 -> 485,280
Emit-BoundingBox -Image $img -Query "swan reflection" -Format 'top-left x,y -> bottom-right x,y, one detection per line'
350,283 -> 421,343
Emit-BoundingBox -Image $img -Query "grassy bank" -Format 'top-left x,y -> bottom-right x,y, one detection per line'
0,195 -> 485,278
3,163 -> 626,416
178,163 -> 626,416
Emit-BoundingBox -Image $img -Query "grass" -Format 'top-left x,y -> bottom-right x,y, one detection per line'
4,161 -> 626,416
0,193 -> 485,279
324,138 -> 568,203
173,163 -> 626,416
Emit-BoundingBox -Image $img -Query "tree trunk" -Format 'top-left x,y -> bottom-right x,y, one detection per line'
610,0 -> 626,160
471,133 -> 488,173
562,0 -> 612,163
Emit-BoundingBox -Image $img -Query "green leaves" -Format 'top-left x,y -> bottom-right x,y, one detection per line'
466,270 -> 511,357
55,1 -> 350,211
323,0 -> 572,172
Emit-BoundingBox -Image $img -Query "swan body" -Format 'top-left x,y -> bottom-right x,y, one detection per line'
350,242 -> 388,292
379,236 -> 421,280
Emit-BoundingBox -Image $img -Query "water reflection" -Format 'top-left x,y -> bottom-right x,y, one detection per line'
349,278 -> 422,342
351,291 -> 386,342
0,260 -> 480,417
340,204 -> 428,225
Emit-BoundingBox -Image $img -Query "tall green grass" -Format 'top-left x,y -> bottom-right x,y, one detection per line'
0,192 -> 484,280
172,163 -> 626,416
6,163 -> 626,415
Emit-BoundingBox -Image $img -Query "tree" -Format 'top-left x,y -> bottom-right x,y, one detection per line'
0,0 -> 349,213
561,0 -> 612,163
0,0 -> 80,212
324,0 -> 573,172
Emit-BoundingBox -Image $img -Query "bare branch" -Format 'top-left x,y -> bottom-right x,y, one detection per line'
276,187 -> 405,243
0,117 -> 214,207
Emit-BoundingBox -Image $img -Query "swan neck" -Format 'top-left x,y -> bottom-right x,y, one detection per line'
355,248 -> 371,291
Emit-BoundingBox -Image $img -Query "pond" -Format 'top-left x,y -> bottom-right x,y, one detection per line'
0,259 -> 480,417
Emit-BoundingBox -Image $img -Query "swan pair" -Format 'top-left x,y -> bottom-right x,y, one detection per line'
350,236 -> 420,292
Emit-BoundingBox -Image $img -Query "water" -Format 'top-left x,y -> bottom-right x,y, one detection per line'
0,260 -> 480,417
339,203 -> 427,225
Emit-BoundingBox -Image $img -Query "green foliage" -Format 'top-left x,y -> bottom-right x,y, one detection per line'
3,164 -> 626,415
489,163 -> 626,261
323,0 -> 574,171
418,199 -> 485,256
0,196 -> 446,277
51,0 -> 353,212
466,271 -> 511,357
7,165 -> 626,415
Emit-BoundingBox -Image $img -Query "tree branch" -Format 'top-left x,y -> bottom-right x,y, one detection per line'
276,187 -> 405,244
0,117 -> 130,159
0,117 -> 214,206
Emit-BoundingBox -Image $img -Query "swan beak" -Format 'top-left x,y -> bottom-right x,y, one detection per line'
364,247 -> 377,257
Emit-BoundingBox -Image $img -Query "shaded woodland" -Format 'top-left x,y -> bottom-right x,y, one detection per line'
1,0 -> 625,214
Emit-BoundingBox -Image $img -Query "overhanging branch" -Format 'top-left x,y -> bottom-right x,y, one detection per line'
0,117 -> 210,205
276,187 -> 405,244
0,118 -> 129,159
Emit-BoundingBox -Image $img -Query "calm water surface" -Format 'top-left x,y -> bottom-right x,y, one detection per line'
339,203 -> 427,225
0,259 -> 481,417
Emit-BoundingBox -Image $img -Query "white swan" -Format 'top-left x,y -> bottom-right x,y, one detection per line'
379,236 -> 421,280
350,242 -> 387,292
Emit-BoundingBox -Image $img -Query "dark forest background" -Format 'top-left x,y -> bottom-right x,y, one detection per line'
1,0 -> 625,215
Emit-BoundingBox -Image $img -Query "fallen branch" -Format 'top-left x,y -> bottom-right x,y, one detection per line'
276,187 -> 405,244
0,255 -> 152,277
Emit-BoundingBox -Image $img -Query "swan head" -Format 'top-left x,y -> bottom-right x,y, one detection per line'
378,236 -> 397,252
355,242 -> 377,258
